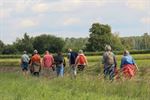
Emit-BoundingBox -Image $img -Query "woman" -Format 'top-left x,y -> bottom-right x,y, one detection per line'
30,50 -> 41,77
120,50 -> 139,79
42,51 -> 54,77
75,50 -> 88,71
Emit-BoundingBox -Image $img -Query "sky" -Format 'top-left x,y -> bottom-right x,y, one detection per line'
0,0 -> 150,44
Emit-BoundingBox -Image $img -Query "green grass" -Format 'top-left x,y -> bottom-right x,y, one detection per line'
0,54 -> 150,100
0,72 -> 150,100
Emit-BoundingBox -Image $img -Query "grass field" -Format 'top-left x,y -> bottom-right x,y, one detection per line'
0,54 -> 150,100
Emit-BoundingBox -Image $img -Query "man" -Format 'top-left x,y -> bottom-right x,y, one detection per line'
68,48 -> 78,78
102,45 -> 117,81
54,52 -> 66,77
75,50 -> 88,71
20,51 -> 30,78
42,51 -> 54,78
30,50 -> 41,77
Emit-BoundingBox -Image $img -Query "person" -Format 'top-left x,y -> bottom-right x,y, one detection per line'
75,50 -> 88,71
68,48 -> 78,78
120,50 -> 139,79
102,45 -> 117,81
28,53 -> 34,74
30,50 -> 41,77
42,51 -> 54,78
54,52 -> 66,77
20,51 -> 30,78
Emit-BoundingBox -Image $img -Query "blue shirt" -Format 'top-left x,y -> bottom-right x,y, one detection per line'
120,55 -> 135,68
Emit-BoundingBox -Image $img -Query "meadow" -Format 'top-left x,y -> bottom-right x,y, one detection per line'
0,54 -> 150,100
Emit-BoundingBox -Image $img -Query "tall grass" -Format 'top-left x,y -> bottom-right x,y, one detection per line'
0,72 -> 149,100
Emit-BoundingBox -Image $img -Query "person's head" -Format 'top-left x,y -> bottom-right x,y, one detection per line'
34,49 -> 38,54
123,50 -> 130,56
23,51 -> 27,54
57,51 -> 62,56
79,49 -> 83,54
68,48 -> 72,52
105,45 -> 111,51
45,50 -> 49,54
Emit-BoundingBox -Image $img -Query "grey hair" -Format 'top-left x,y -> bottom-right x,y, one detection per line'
124,50 -> 129,56
105,45 -> 111,51
79,49 -> 83,54
23,51 -> 27,54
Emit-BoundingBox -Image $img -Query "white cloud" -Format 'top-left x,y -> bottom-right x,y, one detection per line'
140,17 -> 150,24
63,18 -> 81,26
126,0 -> 150,11
20,19 -> 38,28
32,3 -> 49,13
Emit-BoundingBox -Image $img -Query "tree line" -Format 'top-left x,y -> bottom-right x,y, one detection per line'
0,23 -> 149,54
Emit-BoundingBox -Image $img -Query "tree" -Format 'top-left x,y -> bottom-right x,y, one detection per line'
2,45 -> 17,54
64,37 -> 88,52
0,40 -> 5,54
14,33 -> 34,53
142,33 -> 150,49
86,23 -> 123,51
33,34 -> 65,54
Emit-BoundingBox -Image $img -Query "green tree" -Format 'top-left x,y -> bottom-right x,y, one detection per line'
86,23 -> 123,51
64,37 -> 88,51
14,33 -> 34,53
33,34 -> 65,54
2,45 -> 18,54
0,40 -> 5,54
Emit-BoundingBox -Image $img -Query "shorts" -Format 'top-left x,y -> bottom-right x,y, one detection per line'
21,62 -> 28,71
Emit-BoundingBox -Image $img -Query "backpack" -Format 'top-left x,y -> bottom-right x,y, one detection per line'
105,52 -> 114,65
54,55 -> 63,65
78,55 -> 86,65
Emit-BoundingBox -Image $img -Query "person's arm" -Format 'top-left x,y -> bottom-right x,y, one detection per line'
113,55 -> 117,68
75,56 -> 79,66
84,56 -> 88,66
132,58 -> 139,71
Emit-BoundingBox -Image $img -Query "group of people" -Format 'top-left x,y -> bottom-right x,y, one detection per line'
20,45 -> 139,80
102,45 -> 139,81
20,49 -> 88,78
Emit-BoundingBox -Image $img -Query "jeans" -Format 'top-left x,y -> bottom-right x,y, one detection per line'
56,64 -> 64,77
104,64 -> 115,80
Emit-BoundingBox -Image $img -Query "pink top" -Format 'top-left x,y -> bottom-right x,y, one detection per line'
42,54 -> 54,68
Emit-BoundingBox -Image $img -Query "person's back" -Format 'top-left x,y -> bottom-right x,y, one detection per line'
20,51 -> 30,78
30,50 -> 41,76
31,54 -> 41,63
121,55 -> 134,66
103,51 -> 115,65
54,52 -> 65,77
75,50 -> 88,71
120,50 -> 138,79
43,53 -> 54,68
22,54 -> 30,63
69,51 -> 78,65
102,45 -> 117,80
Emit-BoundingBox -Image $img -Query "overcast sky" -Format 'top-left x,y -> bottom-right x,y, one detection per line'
0,0 -> 150,44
